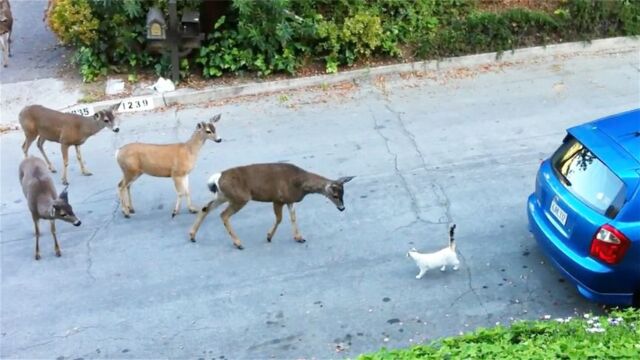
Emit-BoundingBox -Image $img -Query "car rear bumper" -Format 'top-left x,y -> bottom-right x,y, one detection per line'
527,194 -> 633,305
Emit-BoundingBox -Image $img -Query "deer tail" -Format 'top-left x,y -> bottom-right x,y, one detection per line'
449,224 -> 456,251
207,173 -> 221,194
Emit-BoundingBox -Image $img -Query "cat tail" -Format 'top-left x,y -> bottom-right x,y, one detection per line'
449,224 -> 456,251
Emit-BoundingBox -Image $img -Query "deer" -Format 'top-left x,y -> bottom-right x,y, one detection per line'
19,157 -> 82,260
115,114 -> 222,218
19,103 -> 121,186
0,0 -> 12,67
189,162 -> 354,250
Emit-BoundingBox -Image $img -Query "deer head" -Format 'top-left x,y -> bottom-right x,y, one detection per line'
94,102 -> 122,133
52,187 -> 81,226
323,176 -> 355,211
197,113 -> 222,143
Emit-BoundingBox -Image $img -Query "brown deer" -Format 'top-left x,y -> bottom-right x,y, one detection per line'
19,103 -> 121,185
19,157 -> 81,260
0,0 -> 12,67
189,163 -> 354,250
115,114 -> 222,218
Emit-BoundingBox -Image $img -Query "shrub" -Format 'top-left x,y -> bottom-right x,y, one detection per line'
49,0 -> 640,81
48,0 -> 99,46
360,308 -> 640,359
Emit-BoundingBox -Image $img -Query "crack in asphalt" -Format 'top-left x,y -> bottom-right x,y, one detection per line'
369,106 -> 432,231
16,325 -> 99,352
84,199 -> 120,284
375,88 -> 489,318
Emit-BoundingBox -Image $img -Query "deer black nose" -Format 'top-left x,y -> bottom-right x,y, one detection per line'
73,220 -> 82,226
214,138 -> 222,143
113,128 -> 120,133
338,205 -> 345,212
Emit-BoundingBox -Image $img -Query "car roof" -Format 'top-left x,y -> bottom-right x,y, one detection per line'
568,109 -> 640,172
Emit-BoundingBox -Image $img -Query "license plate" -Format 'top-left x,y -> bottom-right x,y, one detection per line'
117,96 -> 155,113
550,199 -> 568,226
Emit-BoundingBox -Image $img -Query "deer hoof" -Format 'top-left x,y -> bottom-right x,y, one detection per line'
188,208 -> 198,214
129,208 -> 135,214
123,213 -> 130,219
62,180 -> 69,185
295,238 -> 306,243
266,235 -> 272,242
35,253 -> 41,260
82,172 -> 93,176
171,211 -> 177,218
55,251 -> 62,257
234,244 -> 244,250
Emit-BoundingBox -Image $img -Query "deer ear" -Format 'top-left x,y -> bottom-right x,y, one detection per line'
110,102 -> 121,112
196,122 -> 203,129
336,176 -> 355,185
59,186 -> 69,202
93,113 -> 101,121
210,114 -> 221,123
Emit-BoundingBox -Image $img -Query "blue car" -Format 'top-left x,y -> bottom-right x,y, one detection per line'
527,109 -> 640,306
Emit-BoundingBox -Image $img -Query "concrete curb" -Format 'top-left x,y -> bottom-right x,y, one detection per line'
53,36 -> 640,113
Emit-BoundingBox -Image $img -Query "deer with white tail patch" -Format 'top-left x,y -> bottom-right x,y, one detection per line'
189,163 -> 354,250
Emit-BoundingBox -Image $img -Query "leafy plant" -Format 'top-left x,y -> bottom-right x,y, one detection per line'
48,0 -> 99,46
360,308 -> 640,359
74,46 -> 108,82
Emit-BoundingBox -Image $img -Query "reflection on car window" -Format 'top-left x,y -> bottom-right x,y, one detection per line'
552,137 -> 626,218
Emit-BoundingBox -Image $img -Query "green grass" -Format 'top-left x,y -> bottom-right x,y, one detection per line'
359,308 -> 640,359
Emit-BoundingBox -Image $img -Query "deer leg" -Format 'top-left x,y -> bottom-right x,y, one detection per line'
75,145 -> 92,176
171,175 -> 188,218
1,34 -> 7,67
61,144 -> 70,185
221,202 -> 247,250
286,203 -> 305,243
118,174 -> 139,217
50,220 -> 61,257
183,176 -> 198,213
117,179 -> 131,218
36,137 -> 56,173
267,202 -> 284,242
189,198 -> 226,242
32,215 -> 41,260
126,184 -> 135,213
22,135 -> 37,158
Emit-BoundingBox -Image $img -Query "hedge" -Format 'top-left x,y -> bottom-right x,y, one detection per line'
47,0 -> 640,82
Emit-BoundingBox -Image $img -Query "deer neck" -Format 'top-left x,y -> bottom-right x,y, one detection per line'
185,130 -> 206,155
34,195 -> 55,220
302,172 -> 331,195
81,116 -> 106,138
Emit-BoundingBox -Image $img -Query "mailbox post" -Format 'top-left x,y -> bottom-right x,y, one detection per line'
145,0 -> 203,84
168,0 -> 179,84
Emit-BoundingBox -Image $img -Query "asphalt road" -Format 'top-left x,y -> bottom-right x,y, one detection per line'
1,48 -> 638,358
0,0 -> 71,84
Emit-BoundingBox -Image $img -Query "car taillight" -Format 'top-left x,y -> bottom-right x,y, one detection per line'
589,224 -> 630,265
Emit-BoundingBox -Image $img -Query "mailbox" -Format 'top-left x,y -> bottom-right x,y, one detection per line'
180,10 -> 203,50
180,10 -> 200,38
146,7 -> 167,40
144,1 -> 204,83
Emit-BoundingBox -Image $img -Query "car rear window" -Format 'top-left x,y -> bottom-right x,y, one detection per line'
551,136 -> 626,218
